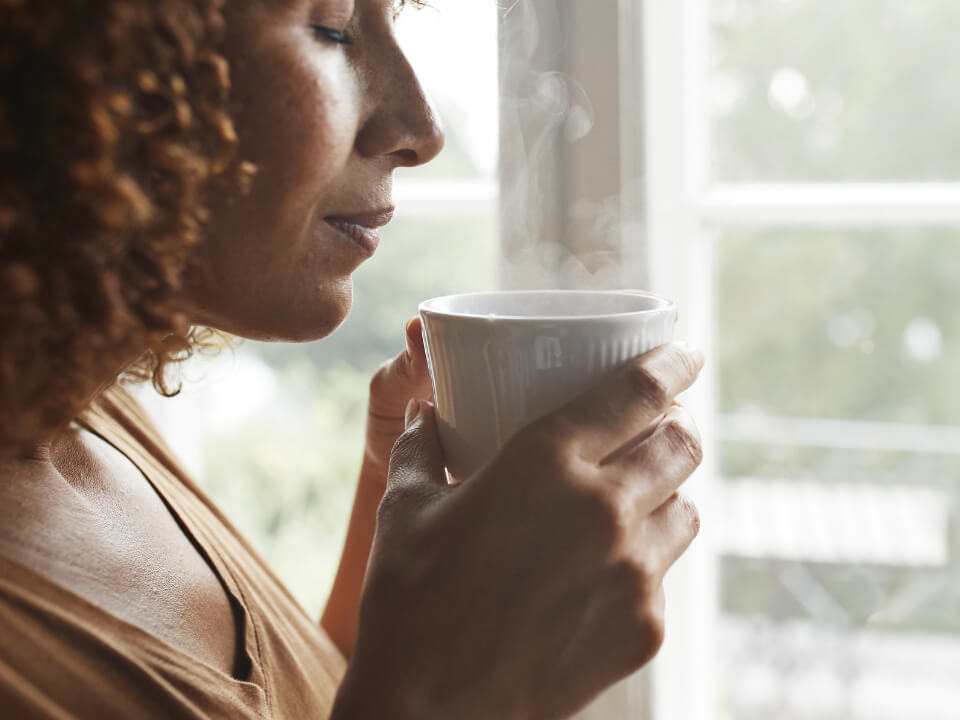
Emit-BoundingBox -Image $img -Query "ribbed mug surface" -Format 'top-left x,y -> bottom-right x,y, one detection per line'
419,290 -> 678,482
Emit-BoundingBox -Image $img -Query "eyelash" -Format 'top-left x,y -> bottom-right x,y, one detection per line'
310,25 -> 354,45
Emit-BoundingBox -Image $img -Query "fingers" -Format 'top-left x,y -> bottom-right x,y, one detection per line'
383,401 -> 449,512
639,493 -> 701,583
551,342 -> 704,465
605,405 -> 703,516
405,315 -> 425,359
403,316 -> 428,378
395,315 -> 430,386
367,317 -> 433,420
598,497 -> 696,683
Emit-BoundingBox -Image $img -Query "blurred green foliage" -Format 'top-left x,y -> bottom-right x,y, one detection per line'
712,0 -> 960,181
718,229 -> 960,424
711,0 -> 960,652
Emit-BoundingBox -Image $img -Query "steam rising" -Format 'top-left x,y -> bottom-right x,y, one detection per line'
497,0 -> 630,291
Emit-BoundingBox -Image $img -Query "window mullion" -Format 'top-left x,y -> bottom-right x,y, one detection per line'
641,0 -> 717,719
702,183 -> 960,228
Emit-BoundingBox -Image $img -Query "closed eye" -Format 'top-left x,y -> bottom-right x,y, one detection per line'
311,25 -> 354,45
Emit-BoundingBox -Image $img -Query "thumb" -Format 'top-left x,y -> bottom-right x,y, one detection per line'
386,399 -> 449,498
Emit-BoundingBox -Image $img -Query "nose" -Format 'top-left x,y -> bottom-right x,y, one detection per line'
355,45 -> 446,168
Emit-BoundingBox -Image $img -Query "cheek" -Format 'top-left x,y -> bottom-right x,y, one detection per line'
241,58 -> 359,209
186,27 -> 363,336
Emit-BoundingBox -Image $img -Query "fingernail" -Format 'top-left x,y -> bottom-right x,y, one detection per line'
404,398 -> 421,427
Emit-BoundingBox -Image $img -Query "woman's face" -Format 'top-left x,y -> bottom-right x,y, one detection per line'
183,0 -> 444,341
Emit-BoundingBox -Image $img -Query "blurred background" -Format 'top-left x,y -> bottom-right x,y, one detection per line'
137,1 -> 960,718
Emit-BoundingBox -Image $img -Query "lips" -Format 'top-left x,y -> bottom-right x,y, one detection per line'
325,209 -> 395,256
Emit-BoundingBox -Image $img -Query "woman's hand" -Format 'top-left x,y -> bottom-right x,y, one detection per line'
364,316 -> 434,476
332,342 -> 705,720
320,317 -> 434,658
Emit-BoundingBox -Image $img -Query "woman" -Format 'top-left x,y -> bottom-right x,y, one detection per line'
0,0 -> 704,717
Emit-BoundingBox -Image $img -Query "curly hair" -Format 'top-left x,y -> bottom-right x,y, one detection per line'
0,0 -> 254,456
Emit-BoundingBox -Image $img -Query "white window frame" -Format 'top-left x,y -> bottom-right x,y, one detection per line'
640,2 -> 717,719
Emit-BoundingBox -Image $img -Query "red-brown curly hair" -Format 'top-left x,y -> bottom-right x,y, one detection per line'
0,0 -> 255,457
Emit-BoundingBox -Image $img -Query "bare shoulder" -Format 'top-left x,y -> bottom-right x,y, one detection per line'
0,426 -> 242,677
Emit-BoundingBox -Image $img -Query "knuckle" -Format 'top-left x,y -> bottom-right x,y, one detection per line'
393,351 -> 415,383
514,417 -> 558,453
376,486 -> 406,522
368,358 -> 394,391
513,415 -> 582,472
379,480 -> 415,511
672,494 -> 701,540
381,437 -> 434,520
614,567 -> 665,669
378,482 -> 428,522
577,484 -> 628,549
662,418 -> 704,468
630,606 -> 665,662
625,360 -> 670,410
390,425 -> 424,463
670,343 -> 700,383
582,483 -> 620,524
612,557 -> 657,604
527,413 -> 576,451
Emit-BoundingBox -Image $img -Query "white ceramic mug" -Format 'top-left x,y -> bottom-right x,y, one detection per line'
419,290 -> 678,482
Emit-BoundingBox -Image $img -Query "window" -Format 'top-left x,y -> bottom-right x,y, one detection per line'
645,1 -> 960,718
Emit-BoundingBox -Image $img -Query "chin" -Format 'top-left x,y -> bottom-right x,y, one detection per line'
197,282 -> 354,344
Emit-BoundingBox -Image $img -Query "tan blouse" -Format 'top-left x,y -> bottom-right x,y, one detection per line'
0,385 -> 347,718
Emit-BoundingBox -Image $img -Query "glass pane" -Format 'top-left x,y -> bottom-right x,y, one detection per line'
719,616 -> 960,719
710,0 -> 960,181
396,1 -> 499,179
717,228 -> 960,719
136,2 -> 499,616
716,445 -> 960,720
717,229 -> 960,423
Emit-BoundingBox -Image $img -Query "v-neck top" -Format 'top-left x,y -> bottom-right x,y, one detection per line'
0,384 -> 347,718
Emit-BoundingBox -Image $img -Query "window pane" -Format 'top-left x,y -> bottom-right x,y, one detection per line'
719,616 -> 960,719
717,229 -> 960,423
710,0 -> 960,181
395,1 -> 499,179
716,445 -> 960,720
717,227 -> 960,718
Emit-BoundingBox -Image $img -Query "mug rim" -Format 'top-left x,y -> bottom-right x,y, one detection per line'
419,289 -> 677,322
